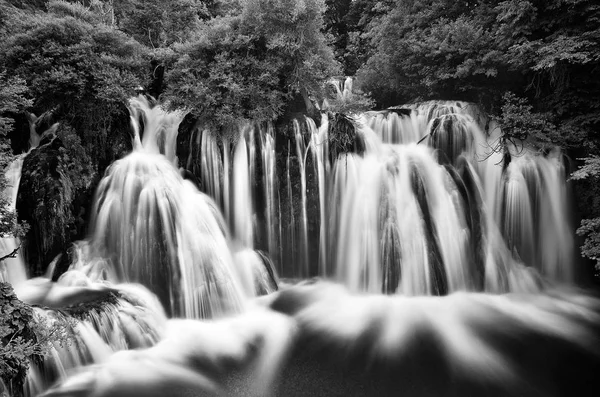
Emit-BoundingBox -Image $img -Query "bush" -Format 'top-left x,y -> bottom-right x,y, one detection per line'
0,282 -> 73,396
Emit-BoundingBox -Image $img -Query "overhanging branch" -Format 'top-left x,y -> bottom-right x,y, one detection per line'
0,243 -> 21,262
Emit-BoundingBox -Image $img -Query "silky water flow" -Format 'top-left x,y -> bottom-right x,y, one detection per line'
1,97 -> 599,397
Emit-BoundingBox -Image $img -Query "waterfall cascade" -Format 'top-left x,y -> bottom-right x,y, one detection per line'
86,96 -> 259,318
1,97 -> 257,395
186,99 -> 575,294
0,155 -> 27,286
1,97 -> 594,397
329,102 -> 574,294
22,281 -> 166,396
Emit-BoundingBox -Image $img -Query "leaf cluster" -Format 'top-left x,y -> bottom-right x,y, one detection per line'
577,217 -> 600,277
115,0 -> 210,48
494,92 -> 564,153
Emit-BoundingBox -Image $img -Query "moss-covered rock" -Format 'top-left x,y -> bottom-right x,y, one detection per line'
16,129 -> 94,277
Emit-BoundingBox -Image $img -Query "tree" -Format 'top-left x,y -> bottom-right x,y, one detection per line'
163,0 -> 340,130
115,0 -> 210,48
0,0 -> 148,275
324,0 -> 391,76
0,0 -> 150,169
355,0 -> 600,133
355,0 -> 508,108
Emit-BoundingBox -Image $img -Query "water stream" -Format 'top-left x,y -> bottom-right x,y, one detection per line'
1,97 -> 596,397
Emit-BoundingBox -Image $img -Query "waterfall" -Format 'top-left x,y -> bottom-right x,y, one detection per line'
0,113 -> 49,286
186,117 -> 325,279
127,96 -> 183,165
88,96 -> 247,318
8,96 -> 597,397
332,101 -> 574,293
261,125 -> 278,273
232,129 -> 254,248
181,100 -> 576,293
0,155 -> 27,286
23,279 -> 167,396
4,97 -> 258,396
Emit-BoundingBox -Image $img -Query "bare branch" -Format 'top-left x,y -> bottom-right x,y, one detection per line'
0,243 -> 21,262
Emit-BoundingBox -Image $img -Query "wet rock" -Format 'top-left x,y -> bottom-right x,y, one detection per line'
16,133 -> 90,277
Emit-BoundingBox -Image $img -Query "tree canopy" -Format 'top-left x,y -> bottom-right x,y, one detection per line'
163,0 -> 340,128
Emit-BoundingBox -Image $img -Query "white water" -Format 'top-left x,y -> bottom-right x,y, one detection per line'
39,282 -> 600,397
0,155 -> 27,286
2,97 -> 271,396
88,97 -> 251,318
183,100 -> 575,292
2,97 -> 590,397
331,101 -> 574,293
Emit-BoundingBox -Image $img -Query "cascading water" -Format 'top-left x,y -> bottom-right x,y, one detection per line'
0,117 -> 48,286
88,96 -> 248,318
182,99 -> 576,293
0,155 -> 27,286
22,278 -> 166,396
4,95 -> 596,397
0,97 -> 275,396
186,117 -> 325,279
330,101 -> 574,294
0,117 -> 171,396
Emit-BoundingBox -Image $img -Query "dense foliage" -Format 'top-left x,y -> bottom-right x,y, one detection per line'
1,0 -> 147,168
164,0 -> 340,129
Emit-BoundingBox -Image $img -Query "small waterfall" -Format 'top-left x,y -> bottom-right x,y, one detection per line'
362,110 -> 424,144
127,96 -> 183,164
188,128 -> 224,208
20,273 -> 166,396
88,97 -> 247,318
232,130 -> 254,247
0,155 -> 27,286
331,145 -> 476,295
187,117 -> 325,279
261,126 -> 278,272
496,149 -> 574,281
293,119 -> 310,277
0,115 -> 47,286
312,114 -> 329,276
233,249 -> 278,297
331,101 -> 574,293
